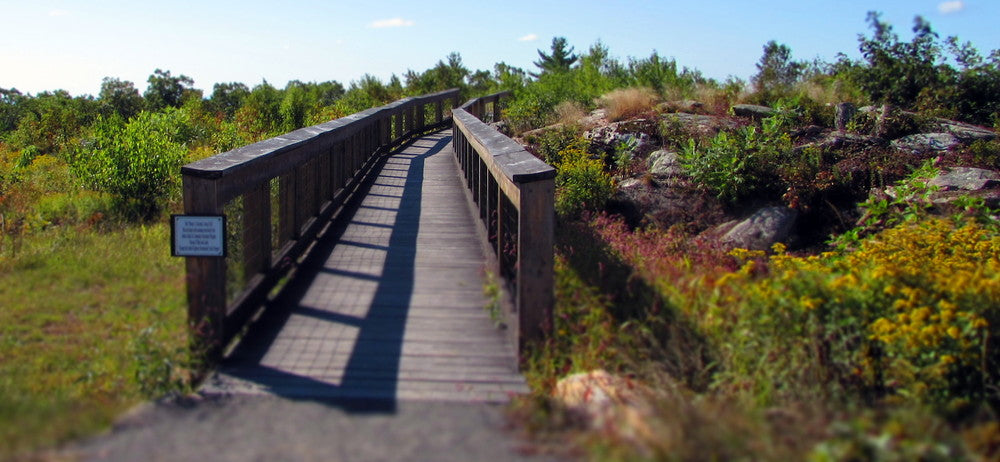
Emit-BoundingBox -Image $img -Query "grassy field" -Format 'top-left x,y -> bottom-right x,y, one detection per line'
0,223 -> 189,458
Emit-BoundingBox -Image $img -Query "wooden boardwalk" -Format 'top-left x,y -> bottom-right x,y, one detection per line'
201,132 -> 529,403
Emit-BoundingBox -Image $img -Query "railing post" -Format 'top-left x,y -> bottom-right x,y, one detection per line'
516,178 -> 555,349
182,175 -> 227,362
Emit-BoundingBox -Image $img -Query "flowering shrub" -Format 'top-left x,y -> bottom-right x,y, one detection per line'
716,218 -> 998,410
554,141 -> 614,218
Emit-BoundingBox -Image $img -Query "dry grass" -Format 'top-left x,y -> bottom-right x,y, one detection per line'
598,87 -> 659,122
554,100 -> 588,126
793,79 -> 866,106
692,83 -> 749,115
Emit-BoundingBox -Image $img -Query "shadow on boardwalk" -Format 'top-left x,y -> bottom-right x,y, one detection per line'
201,133 -> 527,413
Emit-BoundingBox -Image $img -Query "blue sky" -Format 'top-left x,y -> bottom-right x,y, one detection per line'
1,0 -> 997,97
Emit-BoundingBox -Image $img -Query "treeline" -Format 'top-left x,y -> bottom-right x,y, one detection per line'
502,11 -> 1000,133
1,12 -> 997,223
0,53 -> 519,219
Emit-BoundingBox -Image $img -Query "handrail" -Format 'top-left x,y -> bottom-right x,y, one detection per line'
451,91 -> 556,353
181,88 -> 461,360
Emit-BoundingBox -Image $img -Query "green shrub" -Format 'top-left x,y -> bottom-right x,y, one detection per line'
71,111 -> 188,218
554,142 -> 613,218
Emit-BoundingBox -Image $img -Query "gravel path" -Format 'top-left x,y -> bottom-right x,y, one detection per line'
57,394 -> 564,462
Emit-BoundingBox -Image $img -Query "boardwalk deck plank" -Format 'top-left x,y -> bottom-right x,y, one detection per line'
201,132 -> 527,403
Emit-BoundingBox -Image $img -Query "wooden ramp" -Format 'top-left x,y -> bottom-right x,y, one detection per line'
201,132 -> 528,403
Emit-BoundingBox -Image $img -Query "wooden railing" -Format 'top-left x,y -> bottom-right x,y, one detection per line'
451,91 -> 556,352
180,89 -> 461,360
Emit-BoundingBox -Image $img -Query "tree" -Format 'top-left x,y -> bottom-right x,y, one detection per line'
751,41 -> 804,97
532,37 -> 579,77
853,12 -> 950,108
144,69 -> 195,110
0,87 -> 24,134
206,82 -> 249,119
99,77 -> 144,119
404,52 -> 470,95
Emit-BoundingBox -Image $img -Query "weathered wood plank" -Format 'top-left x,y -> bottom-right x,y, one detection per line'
202,132 -> 526,403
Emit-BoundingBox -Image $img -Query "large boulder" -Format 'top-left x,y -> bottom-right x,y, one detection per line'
892,133 -> 963,154
927,167 -> 1000,209
720,206 -> 798,251
647,150 -> 682,177
731,104 -> 776,119
552,370 -> 655,443
929,167 -> 1000,191
932,119 -> 997,142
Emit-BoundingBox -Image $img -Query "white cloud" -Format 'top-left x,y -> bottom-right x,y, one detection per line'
370,18 -> 415,28
48,9 -> 70,17
938,1 -> 965,14
518,33 -> 539,42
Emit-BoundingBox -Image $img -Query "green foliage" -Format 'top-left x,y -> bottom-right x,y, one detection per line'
830,159 -> 942,250
404,52 -> 470,96
143,69 -> 196,111
553,140 -> 614,218
679,105 -> 796,203
523,124 -> 581,165
752,40 -> 805,98
71,111 -> 189,217
206,82 -> 250,119
0,223 -> 188,457
98,77 -> 144,120
840,12 -> 1000,126
532,37 -> 579,77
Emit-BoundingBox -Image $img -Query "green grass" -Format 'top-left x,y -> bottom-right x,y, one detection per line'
0,223 -> 189,458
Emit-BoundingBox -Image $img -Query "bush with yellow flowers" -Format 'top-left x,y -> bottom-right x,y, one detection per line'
711,217 -> 999,411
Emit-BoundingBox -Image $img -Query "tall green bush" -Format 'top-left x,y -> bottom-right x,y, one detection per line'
71,110 -> 188,218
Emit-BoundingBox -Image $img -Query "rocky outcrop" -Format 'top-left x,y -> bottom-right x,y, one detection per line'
584,119 -> 657,154
929,167 -> 1000,191
927,167 -> 1000,209
718,206 -> 798,251
609,177 -> 728,230
731,104 -> 776,119
662,112 -> 740,137
892,133 -> 963,154
932,119 -> 998,142
647,150 -> 682,177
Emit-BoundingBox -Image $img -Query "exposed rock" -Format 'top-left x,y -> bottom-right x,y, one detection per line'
927,167 -> 1000,209
929,167 -> 1000,191
579,108 -> 608,128
813,132 -> 886,152
552,370 -> 654,442
731,104 -> 776,119
647,150 -> 682,177
720,206 -> 798,251
835,102 -> 857,131
610,177 -> 728,230
932,119 -> 998,142
660,112 -> 740,138
619,178 -> 645,189
892,133 -> 962,154
584,119 -> 657,153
